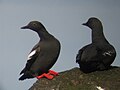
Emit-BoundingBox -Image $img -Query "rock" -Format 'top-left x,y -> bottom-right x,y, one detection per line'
29,67 -> 120,90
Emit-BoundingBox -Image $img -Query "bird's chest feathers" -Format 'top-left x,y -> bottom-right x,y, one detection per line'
41,41 -> 58,52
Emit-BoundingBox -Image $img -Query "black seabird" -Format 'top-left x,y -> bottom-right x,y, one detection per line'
19,21 -> 61,80
76,17 -> 116,73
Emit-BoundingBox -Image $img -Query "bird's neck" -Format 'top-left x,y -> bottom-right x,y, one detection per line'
37,28 -> 54,40
92,27 -> 109,45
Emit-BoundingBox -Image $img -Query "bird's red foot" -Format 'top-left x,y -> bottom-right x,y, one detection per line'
49,70 -> 59,76
36,73 -> 54,80
36,70 -> 58,80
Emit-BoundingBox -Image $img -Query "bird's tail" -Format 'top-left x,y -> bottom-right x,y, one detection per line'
19,71 -> 34,81
20,68 -> 25,75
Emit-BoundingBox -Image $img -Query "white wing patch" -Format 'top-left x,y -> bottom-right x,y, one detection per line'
27,50 -> 36,60
103,51 -> 113,56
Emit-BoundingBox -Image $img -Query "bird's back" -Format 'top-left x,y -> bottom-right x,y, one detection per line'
76,44 -> 99,72
76,43 -> 116,73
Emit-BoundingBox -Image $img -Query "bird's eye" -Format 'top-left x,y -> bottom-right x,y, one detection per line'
32,23 -> 37,26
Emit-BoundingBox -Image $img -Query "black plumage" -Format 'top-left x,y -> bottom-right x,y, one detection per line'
19,21 -> 61,80
76,17 -> 116,73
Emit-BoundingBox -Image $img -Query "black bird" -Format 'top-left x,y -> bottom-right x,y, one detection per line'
76,17 -> 116,73
19,21 -> 61,80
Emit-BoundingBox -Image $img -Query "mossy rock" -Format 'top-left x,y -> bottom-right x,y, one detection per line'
29,66 -> 120,90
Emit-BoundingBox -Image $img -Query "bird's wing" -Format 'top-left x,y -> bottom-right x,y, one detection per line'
102,45 -> 116,57
95,44 -> 115,57
77,44 -> 101,63
27,43 -> 40,60
102,51 -> 114,56
20,43 -> 40,75
76,44 -> 91,63
100,45 -> 116,64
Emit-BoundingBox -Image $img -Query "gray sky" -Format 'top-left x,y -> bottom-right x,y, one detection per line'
0,0 -> 120,90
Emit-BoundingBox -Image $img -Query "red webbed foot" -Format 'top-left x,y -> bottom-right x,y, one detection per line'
36,73 -> 54,80
49,70 -> 59,76
36,70 -> 58,80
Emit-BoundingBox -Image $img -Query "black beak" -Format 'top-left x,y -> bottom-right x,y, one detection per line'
82,23 -> 87,26
21,25 -> 29,29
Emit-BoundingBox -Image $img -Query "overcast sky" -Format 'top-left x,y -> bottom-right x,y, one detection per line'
0,0 -> 120,90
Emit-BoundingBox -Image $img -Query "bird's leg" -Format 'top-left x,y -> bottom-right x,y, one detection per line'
36,73 -> 54,80
48,70 -> 59,76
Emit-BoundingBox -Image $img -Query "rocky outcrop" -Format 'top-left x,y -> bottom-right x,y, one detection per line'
29,67 -> 120,90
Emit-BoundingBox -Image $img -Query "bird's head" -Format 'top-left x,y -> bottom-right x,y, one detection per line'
21,21 -> 46,32
82,17 -> 102,30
